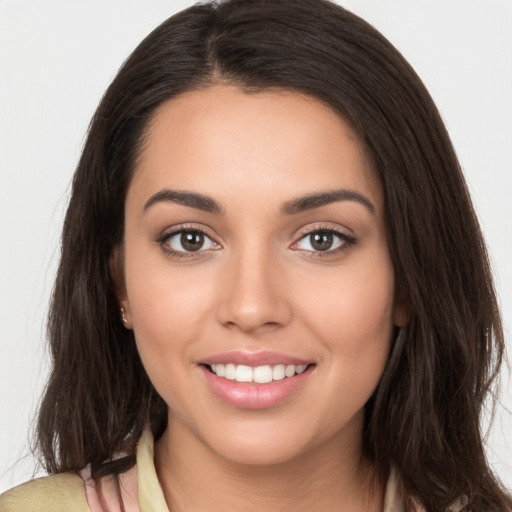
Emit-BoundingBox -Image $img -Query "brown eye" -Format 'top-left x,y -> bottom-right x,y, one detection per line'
293,229 -> 355,254
164,229 -> 219,254
310,232 -> 334,251
180,231 -> 204,252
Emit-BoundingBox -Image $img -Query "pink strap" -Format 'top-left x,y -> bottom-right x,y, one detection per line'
80,464 -> 139,512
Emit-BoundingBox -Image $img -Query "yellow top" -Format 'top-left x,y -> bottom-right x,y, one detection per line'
0,428 -> 409,511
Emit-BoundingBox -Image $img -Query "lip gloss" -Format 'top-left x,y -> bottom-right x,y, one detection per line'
199,364 -> 313,409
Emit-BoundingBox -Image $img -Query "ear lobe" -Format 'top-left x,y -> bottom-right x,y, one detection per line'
110,245 -> 133,328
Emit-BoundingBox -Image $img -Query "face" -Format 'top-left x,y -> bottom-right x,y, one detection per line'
117,86 -> 406,466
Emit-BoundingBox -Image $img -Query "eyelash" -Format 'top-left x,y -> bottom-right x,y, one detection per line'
292,225 -> 357,258
156,225 -> 356,259
156,225 -> 217,260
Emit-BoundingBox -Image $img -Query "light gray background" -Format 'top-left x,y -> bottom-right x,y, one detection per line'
1,0 -> 511,493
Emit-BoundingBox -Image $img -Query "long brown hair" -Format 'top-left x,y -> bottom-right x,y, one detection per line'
36,0 -> 510,509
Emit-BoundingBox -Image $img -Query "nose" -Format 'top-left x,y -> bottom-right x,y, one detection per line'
216,244 -> 292,334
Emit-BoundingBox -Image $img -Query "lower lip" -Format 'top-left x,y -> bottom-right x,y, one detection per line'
199,365 -> 313,409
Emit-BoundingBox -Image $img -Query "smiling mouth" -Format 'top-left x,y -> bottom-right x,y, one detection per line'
205,363 -> 310,384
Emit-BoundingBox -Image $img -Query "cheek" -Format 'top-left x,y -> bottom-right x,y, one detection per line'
295,254 -> 396,389
125,264 -> 217,418
302,258 -> 395,334
123,247 -> 217,376
125,237 -> 214,323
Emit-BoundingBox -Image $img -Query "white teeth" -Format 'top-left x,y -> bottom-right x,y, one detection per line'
272,364 -> 286,381
235,365 -> 253,382
215,364 -> 225,377
209,363 -> 309,382
285,365 -> 296,378
296,364 -> 307,374
254,365 -> 273,384
225,363 -> 236,380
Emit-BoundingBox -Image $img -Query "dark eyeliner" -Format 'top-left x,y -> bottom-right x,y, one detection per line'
294,226 -> 357,258
155,225 -> 214,259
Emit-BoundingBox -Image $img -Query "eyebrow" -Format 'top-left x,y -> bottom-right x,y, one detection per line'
143,189 -> 224,214
143,187 -> 375,216
281,189 -> 375,216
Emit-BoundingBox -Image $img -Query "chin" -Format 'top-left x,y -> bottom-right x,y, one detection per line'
194,414 -> 348,468
211,436 -> 313,467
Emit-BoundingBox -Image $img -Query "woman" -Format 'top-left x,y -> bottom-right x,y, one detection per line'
1,0 -> 510,510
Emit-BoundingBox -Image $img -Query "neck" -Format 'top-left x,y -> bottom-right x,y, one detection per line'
154,417 -> 384,512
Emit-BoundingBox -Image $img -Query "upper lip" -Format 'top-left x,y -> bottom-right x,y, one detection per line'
200,351 -> 313,367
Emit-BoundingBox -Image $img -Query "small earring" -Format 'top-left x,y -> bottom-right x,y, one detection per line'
120,307 -> 128,326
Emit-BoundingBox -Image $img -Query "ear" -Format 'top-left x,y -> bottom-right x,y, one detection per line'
393,286 -> 411,328
110,245 -> 133,329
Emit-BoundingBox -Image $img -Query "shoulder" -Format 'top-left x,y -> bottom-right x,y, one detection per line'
0,472 -> 90,512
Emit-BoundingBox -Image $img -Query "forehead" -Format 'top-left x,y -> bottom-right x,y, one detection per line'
129,85 -> 382,212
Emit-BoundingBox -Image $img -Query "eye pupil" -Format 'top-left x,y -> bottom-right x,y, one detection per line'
181,232 -> 204,251
311,232 -> 333,251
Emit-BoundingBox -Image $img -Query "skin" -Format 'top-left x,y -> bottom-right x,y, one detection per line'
115,86 -> 408,512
